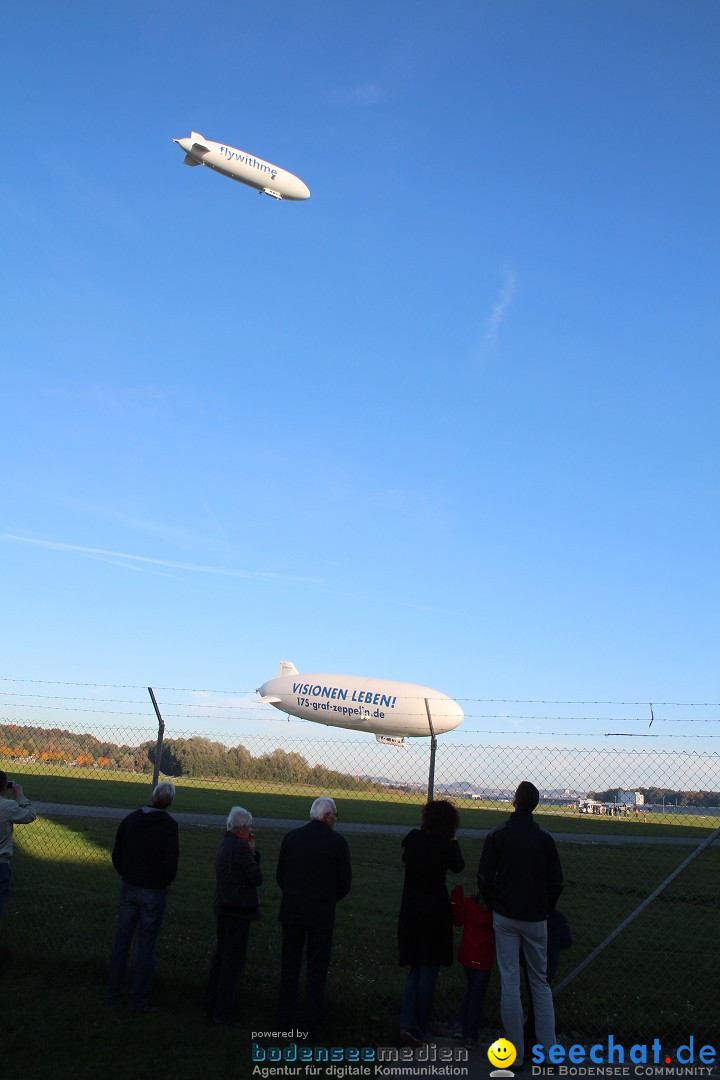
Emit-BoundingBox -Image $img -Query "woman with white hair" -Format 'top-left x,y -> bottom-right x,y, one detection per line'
203,806 -> 262,1026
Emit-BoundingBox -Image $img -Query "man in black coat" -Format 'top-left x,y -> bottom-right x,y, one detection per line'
477,780 -> 563,1065
107,781 -> 179,1012
276,796 -> 352,1038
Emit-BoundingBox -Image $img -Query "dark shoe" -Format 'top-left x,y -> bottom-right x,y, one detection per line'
399,1028 -> 424,1046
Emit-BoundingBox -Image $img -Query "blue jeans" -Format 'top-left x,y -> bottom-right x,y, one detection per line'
107,883 -> 168,1009
400,965 -> 439,1037
0,863 -> 10,920
493,912 -> 556,1063
454,966 -> 491,1041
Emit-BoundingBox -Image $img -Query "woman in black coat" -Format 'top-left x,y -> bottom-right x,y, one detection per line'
398,799 -> 464,1044
203,805 -> 262,1026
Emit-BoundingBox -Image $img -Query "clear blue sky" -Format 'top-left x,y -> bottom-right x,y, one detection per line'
2,1 -> 719,747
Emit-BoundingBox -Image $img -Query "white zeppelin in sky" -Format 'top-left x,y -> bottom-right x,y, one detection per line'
257,662 -> 464,744
173,132 -> 310,201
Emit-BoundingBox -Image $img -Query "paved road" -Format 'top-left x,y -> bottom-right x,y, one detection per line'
34,802 -> 718,845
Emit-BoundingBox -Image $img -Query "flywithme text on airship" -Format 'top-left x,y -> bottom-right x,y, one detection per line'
257,662 -> 464,744
173,132 -> 310,201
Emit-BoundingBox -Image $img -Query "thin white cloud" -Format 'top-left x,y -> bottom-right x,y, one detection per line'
82,553 -> 171,576
330,82 -> 382,106
1,535 -> 469,616
7,484 -> 219,550
0,534 -> 322,585
483,266 -> 517,346
47,384 -> 174,416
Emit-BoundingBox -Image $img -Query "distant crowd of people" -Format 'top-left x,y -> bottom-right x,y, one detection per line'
1,767 -> 568,1059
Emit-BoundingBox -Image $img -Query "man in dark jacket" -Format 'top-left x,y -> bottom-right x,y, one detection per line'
107,781 -> 179,1011
276,796 -> 351,1038
477,780 -> 563,1064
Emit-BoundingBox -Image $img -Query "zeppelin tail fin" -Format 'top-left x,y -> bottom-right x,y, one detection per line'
189,133 -> 210,155
277,661 -> 298,677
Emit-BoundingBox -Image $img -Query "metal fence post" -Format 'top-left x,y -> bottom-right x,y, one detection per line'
147,686 -> 165,791
425,697 -> 437,802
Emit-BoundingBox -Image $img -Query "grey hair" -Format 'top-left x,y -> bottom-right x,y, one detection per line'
227,806 -> 253,832
152,781 -> 175,809
310,796 -> 336,821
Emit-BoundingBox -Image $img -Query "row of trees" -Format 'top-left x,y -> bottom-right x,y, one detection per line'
0,724 -> 149,772
590,786 -> 720,807
0,724 -> 382,792
147,737 -> 383,791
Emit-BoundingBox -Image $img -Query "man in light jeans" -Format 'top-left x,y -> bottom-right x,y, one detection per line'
477,781 -> 563,1065
107,781 -> 179,1012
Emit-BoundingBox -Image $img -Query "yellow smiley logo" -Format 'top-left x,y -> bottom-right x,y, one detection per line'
488,1039 -> 517,1069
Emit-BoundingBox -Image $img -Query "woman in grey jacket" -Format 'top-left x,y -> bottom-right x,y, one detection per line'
203,805 -> 262,1026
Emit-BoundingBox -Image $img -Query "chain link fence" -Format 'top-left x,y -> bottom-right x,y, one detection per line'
1,712 -> 718,1048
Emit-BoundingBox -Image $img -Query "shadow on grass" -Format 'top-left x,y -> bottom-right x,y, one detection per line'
2,816 -> 719,1074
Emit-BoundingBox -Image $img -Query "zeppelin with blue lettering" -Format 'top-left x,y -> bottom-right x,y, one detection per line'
257,662 -> 464,744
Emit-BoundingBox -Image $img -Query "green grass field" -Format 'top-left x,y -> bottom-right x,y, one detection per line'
2,804 -> 719,1079
2,765 -> 718,1077
11,762 -> 720,836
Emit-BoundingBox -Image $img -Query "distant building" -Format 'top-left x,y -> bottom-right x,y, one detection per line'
617,790 -> 644,806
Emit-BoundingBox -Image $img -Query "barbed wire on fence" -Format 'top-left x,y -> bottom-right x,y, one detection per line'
1,674 -> 719,707
1,675 -> 720,751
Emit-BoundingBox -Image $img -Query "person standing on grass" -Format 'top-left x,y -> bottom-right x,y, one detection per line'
107,780 -> 179,1013
203,806 -> 262,1027
449,882 -> 496,1049
0,771 -> 37,921
276,796 -> 352,1041
522,908 -> 572,1049
477,780 -> 563,1068
397,799 -> 465,1046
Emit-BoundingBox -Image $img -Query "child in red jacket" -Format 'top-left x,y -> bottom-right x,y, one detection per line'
450,883 -> 496,1048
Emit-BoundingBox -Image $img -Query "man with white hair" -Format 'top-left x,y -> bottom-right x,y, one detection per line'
276,796 -> 352,1039
107,780 -> 179,1012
